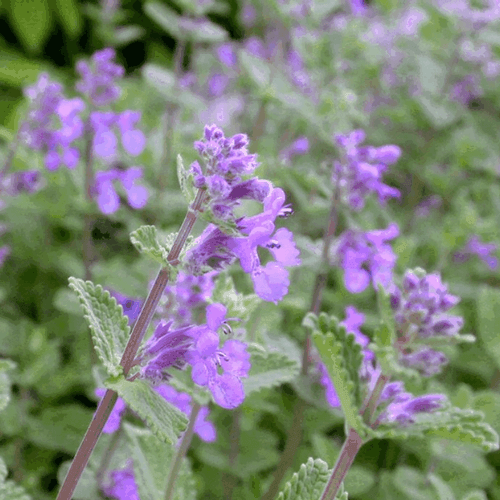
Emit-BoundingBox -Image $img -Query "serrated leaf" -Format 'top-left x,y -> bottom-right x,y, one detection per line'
176,154 -> 195,204
68,278 -> 129,377
129,225 -> 173,266
211,273 -> 261,321
0,456 -> 31,500
9,0 -> 52,54
309,313 -> 367,436
476,286 -> 500,371
123,423 -> 196,500
243,344 -> 299,396
276,457 -> 331,500
373,406 -> 499,452
105,376 -> 188,445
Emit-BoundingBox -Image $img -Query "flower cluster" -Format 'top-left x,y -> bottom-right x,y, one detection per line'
333,223 -> 399,293
333,129 -> 401,211
76,47 -> 125,107
1,170 -> 43,196
94,166 -> 148,215
184,125 -> 300,303
318,307 -> 447,426
137,303 -> 251,410
21,73 -> 85,170
389,269 -> 463,376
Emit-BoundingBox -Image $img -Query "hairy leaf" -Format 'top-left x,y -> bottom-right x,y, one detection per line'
276,457 -> 333,500
243,344 -> 299,396
129,225 -> 171,266
176,154 -> 195,205
307,312 -> 367,436
0,359 -> 15,413
123,423 -> 196,500
68,278 -> 129,377
0,456 -> 31,500
105,376 -> 188,445
476,286 -> 500,371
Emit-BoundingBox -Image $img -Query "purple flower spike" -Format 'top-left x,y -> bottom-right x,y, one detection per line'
76,48 -> 125,107
333,130 -> 401,210
117,111 -> 146,156
186,304 -> 250,409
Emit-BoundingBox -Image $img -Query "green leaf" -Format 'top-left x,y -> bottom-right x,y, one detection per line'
476,286 -> 500,370
308,313 -> 367,436
239,50 -> 271,89
0,49 -> 47,87
211,273 -> 261,322
9,0 -> 52,53
416,55 -> 446,95
0,359 -> 15,413
142,63 -> 176,98
129,225 -> 182,271
375,284 -> 395,347
414,94 -> 460,129
68,278 -> 129,377
243,344 -> 299,396
461,491 -> 487,500
53,0 -> 82,37
123,423 -> 196,500
0,456 -> 31,500
373,406 -> 499,452
25,404 -> 95,454
276,457 -> 332,500
144,2 -> 226,43
428,473 -> 456,500
105,376 -> 188,445
176,154 -> 196,205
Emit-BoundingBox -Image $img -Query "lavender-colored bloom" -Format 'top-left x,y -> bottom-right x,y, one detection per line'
94,166 -> 149,215
208,73 -> 230,97
350,0 -> 367,17
450,74 -> 483,106
244,37 -> 268,59
1,170 -> 43,195
318,362 -> 340,407
279,136 -> 310,162
381,393 -> 446,425
102,463 -> 139,500
139,321 -> 194,382
241,4 -> 257,27
334,223 -> 399,293
454,235 -> 498,270
155,385 -> 216,442
216,43 -> 237,68
95,388 -> 127,433
0,246 -> 11,268
400,348 -> 448,377
108,289 -> 143,325
76,48 -> 125,107
333,130 -> 401,211
186,303 -> 250,409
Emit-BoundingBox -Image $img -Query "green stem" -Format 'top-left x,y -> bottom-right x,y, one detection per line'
319,428 -> 364,500
164,402 -> 201,500
56,189 -> 207,500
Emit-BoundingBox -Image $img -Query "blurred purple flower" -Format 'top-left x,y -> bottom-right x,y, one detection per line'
454,235 -> 498,270
334,223 -> 399,293
76,48 -> 125,107
216,43 -> 237,68
451,74 -> 483,106
280,136 -> 310,162
108,289 -> 143,325
95,388 -> 127,433
94,166 -> 148,215
102,463 -> 139,500
208,73 -> 230,97
1,170 -> 43,196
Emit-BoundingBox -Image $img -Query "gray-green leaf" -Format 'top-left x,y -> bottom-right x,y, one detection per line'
105,376 -> 188,445
68,278 -> 129,377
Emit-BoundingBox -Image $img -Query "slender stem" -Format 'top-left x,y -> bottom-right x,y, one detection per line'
0,127 -> 21,179
361,372 -> 390,426
56,189 -> 207,500
164,402 -> 201,500
222,409 -> 242,500
82,120 -> 95,282
95,425 -> 123,487
260,185 -> 341,500
319,428 -> 364,500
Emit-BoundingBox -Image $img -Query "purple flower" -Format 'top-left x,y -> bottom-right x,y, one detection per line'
216,43 -> 237,68
208,73 -> 230,97
108,289 -> 143,325
155,385 -> 216,442
333,130 -> 401,210
76,48 -> 125,107
389,269 -> 463,376
279,136 -> 310,162
0,246 -> 11,268
95,388 -> 127,433
450,74 -> 483,106
94,166 -> 149,215
102,463 -> 139,500
1,170 -> 43,195
454,235 -> 498,270
334,223 -> 399,293
186,303 -> 250,409
380,393 -> 447,425
318,361 -> 340,407
139,321 -> 193,383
